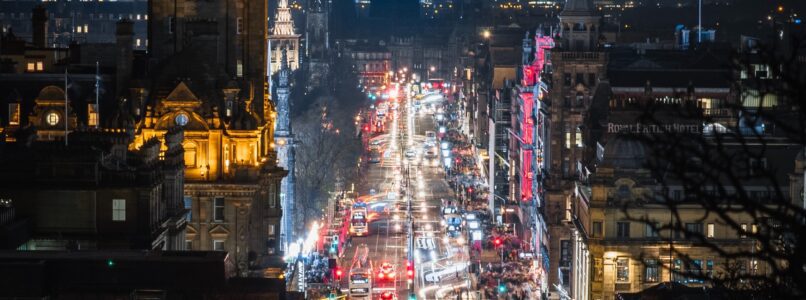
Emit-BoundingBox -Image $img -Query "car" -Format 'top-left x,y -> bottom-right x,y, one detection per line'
425,149 -> 437,159
377,262 -> 396,281
405,149 -> 416,158
380,291 -> 397,300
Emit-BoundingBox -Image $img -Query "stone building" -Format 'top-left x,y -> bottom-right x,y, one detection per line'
305,0 -> 331,91
128,0 -> 285,277
545,0 -> 607,296
0,127 -> 187,251
269,0 -> 301,75
574,136 -> 801,300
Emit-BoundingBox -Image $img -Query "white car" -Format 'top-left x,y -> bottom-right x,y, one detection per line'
405,149 -> 416,158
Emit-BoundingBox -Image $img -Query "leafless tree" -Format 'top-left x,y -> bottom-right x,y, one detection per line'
619,33 -> 806,298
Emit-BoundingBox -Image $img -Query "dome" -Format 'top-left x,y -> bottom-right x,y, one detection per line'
601,136 -> 647,169
37,86 -> 66,101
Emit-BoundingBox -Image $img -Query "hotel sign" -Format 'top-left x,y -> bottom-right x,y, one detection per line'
607,123 -> 701,134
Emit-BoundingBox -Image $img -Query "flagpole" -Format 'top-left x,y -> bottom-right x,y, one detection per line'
64,69 -> 69,146
95,61 -> 100,128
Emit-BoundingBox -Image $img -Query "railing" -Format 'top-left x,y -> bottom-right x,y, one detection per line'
558,52 -> 602,61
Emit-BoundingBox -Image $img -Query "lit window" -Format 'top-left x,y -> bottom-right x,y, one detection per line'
268,224 -> 275,236
168,17 -> 175,33
565,131 -> 571,149
136,38 -> 141,47
751,223 -> 758,234
212,240 -> 225,251
740,223 -> 748,238
27,62 -> 35,72
236,17 -> 243,34
616,257 -> 630,282
644,259 -> 659,283
83,24 -> 88,33
707,223 -> 715,238
112,199 -> 126,221
575,128 -> 583,147
213,197 -> 225,221
87,104 -> 98,126
8,103 -> 20,125
185,240 -> 193,249
45,112 -> 60,126
36,61 -> 43,71
236,60 -> 243,77
76,26 -> 82,33
136,14 -> 141,20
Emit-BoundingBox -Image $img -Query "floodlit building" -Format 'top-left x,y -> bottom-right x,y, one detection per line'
269,0 -> 301,75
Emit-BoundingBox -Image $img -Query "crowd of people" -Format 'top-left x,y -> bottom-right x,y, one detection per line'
480,261 -> 540,300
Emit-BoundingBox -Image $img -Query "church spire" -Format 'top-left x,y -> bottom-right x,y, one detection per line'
272,0 -> 296,36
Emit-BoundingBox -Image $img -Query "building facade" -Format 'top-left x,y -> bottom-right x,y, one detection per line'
269,0 -> 301,75
132,0 -> 285,277
0,126 -> 187,251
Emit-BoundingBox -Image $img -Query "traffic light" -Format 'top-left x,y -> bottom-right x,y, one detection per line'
467,187 -> 473,194
498,283 -> 507,293
408,293 -> 417,300
335,267 -> 343,280
493,237 -> 502,247
328,293 -> 337,300
406,261 -> 414,279
106,259 -> 116,268
329,244 -> 337,254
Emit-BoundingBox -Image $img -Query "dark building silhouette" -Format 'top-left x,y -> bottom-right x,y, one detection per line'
0,250 -> 289,299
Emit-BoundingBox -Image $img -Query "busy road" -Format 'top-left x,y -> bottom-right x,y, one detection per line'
336,88 -> 474,300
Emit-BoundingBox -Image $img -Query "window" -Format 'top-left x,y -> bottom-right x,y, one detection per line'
672,259 -> 683,283
751,223 -> 758,234
83,24 -> 88,33
707,223 -> 715,238
592,221 -> 603,238
673,190 -> 681,201
76,25 -> 83,33
184,196 -> 192,221
213,240 -> 225,251
237,60 -> 243,77
36,61 -> 43,71
563,73 -> 571,86
559,240 -> 571,267
689,259 -> 703,283
575,128 -> 583,147
575,73 -> 584,86
617,222 -> 630,238
46,112 -> 60,126
740,223 -> 747,238
136,14 -> 141,20
87,104 -> 98,127
168,17 -> 175,33
27,62 -> 36,72
236,17 -> 243,34
112,199 -> 126,221
8,103 -> 20,125
588,73 -> 596,85
616,257 -> 630,282
268,224 -> 275,236
645,223 -> 659,238
685,223 -> 703,238
565,131 -> 571,149
706,260 -> 714,278
136,38 -> 141,47
185,240 -> 193,250
213,197 -> 225,222
644,259 -> 659,283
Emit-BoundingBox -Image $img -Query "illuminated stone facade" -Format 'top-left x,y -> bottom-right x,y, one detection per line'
269,0 -> 301,75
132,0 -> 286,277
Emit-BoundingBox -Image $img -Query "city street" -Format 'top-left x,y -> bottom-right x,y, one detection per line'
336,90 -> 474,299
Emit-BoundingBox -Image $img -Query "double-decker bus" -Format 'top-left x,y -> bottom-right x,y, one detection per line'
348,244 -> 373,299
350,203 -> 369,236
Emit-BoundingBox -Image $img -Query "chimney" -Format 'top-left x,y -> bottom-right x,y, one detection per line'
32,5 -> 48,48
115,19 -> 134,97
